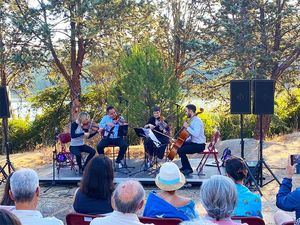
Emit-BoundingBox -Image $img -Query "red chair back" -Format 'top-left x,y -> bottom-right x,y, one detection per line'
66,213 -> 183,225
58,133 -> 71,144
207,130 -> 220,152
139,216 -> 182,225
66,213 -> 98,225
282,222 -> 295,225
231,216 -> 265,225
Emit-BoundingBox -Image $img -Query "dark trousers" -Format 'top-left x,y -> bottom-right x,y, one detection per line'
177,142 -> 205,170
97,138 -> 128,163
70,145 -> 96,170
144,137 -> 168,160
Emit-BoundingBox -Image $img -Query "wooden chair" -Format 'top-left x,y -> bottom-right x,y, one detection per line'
139,216 -> 182,225
231,216 -> 265,225
196,130 -> 221,175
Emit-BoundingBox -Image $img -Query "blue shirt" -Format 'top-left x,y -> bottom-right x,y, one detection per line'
186,116 -> 206,144
99,115 -> 123,139
233,184 -> 262,218
276,178 -> 300,219
143,191 -> 199,221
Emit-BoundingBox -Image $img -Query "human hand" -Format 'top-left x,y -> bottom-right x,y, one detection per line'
84,132 -> 90,138
286,156 -> 296,179
183,122 -> 189,128
149,124 -> 155,129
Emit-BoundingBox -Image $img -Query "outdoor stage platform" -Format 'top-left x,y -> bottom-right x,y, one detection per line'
37,158 -> 225,186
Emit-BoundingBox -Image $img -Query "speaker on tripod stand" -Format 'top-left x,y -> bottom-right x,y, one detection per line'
0,86 -> 15,182
253,80 -> 281,187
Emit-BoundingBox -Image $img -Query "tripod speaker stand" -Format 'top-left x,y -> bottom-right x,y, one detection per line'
0,86 -> 15,183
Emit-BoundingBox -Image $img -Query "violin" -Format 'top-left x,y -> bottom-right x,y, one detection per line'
82,121 -> 99,132
156,116 -> 169,135
167,108 -> 204,160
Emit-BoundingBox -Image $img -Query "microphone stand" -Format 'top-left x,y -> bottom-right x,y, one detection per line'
44,127 -> 58,193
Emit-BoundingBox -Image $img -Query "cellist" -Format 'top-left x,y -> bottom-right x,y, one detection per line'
178,104 -> 206,176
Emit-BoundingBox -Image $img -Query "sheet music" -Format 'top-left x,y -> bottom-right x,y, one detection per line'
143,128 -> 161,147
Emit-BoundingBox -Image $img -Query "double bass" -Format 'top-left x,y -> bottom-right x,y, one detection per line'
167,108 -> 204,160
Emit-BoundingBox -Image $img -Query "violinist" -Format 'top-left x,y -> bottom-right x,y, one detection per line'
144,106 -> 170,167
177,104 -> 206,176
70,112 -> 97,174
97,106 -> 128,169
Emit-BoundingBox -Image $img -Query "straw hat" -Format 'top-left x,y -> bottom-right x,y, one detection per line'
155,162 -> 186,191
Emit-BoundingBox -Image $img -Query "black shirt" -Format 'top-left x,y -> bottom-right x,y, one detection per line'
73,189 -> 113,215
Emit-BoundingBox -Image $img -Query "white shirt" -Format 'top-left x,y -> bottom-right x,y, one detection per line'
90,211 -> 153,225
12,210 -> 64,225
186,116 -> 206,144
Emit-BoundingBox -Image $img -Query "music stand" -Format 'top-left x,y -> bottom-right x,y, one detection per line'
130,128 -> 162,176
116,125 -> 134,174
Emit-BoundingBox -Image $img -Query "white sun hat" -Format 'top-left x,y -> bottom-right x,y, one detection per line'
155,162 -> 186,191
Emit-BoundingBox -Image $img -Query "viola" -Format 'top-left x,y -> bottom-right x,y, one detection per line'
167,108 -> 204,160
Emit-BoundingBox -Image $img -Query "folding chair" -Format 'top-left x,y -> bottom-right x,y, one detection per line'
55,133 -> 76,175
196,130 -> 221,175
66,213 -> 98,225
231,216 -> 265,225
139,216 -> 182,225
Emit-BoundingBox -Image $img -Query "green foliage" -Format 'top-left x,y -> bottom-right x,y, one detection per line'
199,112 -> 218,141
270,88 -> 300,135
111,43 -> 182,143
217,114 -> 256,140
8,118 -> 32,152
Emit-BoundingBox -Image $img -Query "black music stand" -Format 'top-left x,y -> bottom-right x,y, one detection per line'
130,128 -> 161,176
115,125 -> 134,174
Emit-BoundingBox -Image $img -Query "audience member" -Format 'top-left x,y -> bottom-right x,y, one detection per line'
225,157 -> 262,217
1,173 -> 15,206
90,180 -> 153,225
143,162 -> 198,221
9,168 -> 63,225
182,175 -> 247,225
73,155 -> 114,214
274,156 -> 300,225
0,209 -> 21,225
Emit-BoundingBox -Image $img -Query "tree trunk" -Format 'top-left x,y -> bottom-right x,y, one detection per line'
254,115 -> 271,140
70,69 -> 81,122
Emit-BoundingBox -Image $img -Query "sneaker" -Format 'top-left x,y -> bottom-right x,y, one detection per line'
116,162 -> 123,169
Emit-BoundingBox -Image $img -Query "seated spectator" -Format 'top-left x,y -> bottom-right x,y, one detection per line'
143,162 -> 198,221
0,209 -> 21,225
73,155 -> 114,214
9,168 -> 63,225
274,156 -> 300,224
1,172 -> 15,206
183,175 -> 247,225
225,157 -> 262,217
90,180 -> 153,225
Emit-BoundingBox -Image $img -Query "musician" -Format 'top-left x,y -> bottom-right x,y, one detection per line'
97,106 -> 128,168
177,104 -> 206,176
70,112 -> 97,174
144,106 -> 170,166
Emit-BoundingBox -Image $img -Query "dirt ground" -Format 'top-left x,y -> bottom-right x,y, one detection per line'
0,132 -> 300,225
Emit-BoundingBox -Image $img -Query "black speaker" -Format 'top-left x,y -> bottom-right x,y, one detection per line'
0,86 -> 11,118
230,80 -> 251,114
253,80 -> 275,115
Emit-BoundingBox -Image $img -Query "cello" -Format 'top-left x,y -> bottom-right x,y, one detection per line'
167,108 -> 204,160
